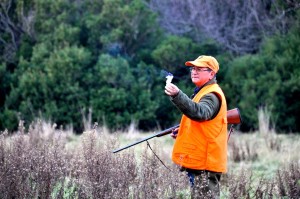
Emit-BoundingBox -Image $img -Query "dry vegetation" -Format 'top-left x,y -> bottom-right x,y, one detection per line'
0,115 -> 300,198
0,120 -> 189,199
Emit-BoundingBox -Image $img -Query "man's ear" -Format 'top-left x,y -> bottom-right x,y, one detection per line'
209,71 -> 216,79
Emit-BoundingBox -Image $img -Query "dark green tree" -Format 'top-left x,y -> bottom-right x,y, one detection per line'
90,54 -> 161,130
81,0 -> 161,60
5,46 -> 92,131
224,12 -> 300,132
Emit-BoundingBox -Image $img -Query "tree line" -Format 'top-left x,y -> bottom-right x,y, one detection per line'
0,0 -> 300,133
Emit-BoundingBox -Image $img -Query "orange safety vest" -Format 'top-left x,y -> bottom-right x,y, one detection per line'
172,84 -> 228,172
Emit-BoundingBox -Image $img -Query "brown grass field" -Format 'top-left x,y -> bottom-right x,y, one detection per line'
0,111 -> 299,198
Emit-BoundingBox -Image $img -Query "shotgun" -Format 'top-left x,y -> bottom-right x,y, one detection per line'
112,108 -> 242,153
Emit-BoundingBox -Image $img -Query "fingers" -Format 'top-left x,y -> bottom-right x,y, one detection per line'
172,127 -> 179,133
170,128 -> 178,139
165,83 -> 179,96
165,88 -> 174,96
171,132 -> 178,139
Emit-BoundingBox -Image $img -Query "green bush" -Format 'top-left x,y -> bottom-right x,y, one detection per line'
224,16 -> 300,132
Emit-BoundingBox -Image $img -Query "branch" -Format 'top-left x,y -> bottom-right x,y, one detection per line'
147,0 -> 297,54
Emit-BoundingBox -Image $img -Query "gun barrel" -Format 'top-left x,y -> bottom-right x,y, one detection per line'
112,134 -> 157,153
112,124 -> 179,153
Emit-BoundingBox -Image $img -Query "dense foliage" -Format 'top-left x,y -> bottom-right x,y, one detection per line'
223,16 -> 300,132
0,0 -> 299,133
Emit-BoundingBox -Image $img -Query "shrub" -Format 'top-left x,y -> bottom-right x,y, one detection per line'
0,120 -> 299,198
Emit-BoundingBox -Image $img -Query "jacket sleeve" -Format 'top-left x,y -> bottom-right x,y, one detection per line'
170,90 -> 220,121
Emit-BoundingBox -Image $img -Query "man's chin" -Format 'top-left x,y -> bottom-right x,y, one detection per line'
191,79 -> 199,84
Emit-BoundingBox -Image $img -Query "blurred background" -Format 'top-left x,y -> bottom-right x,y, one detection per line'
1,0 -> 300,134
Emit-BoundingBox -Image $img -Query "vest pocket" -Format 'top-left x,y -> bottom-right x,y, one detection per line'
173,153 -> 205,167
182,142 -> 197,150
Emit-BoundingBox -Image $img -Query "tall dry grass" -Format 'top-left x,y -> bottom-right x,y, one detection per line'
223,107 -> 300,198
0,111 -> 299,198
0,120 -> 189,199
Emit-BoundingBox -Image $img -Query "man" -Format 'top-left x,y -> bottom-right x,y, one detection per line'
165,55 -> 227,198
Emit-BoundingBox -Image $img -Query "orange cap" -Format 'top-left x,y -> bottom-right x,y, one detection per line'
185,55 -> 219,73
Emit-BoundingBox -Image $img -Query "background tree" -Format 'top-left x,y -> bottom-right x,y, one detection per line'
5,46 -> 92,131
0,0 -> 36,63
148,0 -> 300,54
89,54 -> 160,130
80,0 -> 161,61
0,0 -> 299,133
223,13 -> 300,132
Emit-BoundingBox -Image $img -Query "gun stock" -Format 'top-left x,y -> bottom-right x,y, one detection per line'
227,108 -> 242,124
113,108 -> 242,153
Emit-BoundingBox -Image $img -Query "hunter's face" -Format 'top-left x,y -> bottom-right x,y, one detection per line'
190,67 -> 215,87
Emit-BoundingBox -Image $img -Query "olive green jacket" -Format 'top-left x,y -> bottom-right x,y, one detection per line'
170,77 -> 221,121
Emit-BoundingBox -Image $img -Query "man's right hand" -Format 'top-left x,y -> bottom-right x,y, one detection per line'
165,83 -> 180,97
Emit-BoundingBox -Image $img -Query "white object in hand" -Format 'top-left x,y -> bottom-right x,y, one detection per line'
166,74 -> 173,84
